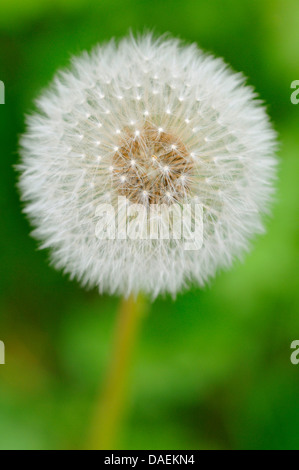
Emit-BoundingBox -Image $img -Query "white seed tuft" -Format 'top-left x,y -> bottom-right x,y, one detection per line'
18,33 -> 277,298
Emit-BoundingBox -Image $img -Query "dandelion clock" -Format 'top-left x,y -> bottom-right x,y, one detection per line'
18,34 -> 277,449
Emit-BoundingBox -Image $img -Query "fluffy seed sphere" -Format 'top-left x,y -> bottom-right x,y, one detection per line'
18,34 -> 277,298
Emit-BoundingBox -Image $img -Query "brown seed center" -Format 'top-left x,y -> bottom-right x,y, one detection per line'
112,126 -> 193,204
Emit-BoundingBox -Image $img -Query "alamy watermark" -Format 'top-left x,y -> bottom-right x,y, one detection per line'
290,340 -> 299,365
95,197 -> 204,250
0,340 -> 5,364
290,80 -> 299,105
0,81 -> 4,104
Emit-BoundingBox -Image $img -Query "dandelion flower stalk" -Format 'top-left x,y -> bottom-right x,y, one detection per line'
88,293 -> 146,450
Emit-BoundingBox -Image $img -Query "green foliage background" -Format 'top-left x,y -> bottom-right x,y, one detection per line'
0,0 -> 298,450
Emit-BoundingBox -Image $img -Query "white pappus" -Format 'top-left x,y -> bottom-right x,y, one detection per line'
18,33 -> 278,298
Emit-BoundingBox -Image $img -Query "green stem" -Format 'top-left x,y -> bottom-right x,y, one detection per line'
88,294 -> 146,450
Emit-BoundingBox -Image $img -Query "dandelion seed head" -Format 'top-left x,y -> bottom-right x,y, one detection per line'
18,33 -> 277,298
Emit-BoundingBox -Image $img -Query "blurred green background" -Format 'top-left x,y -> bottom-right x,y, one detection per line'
0,0 -> 298,450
